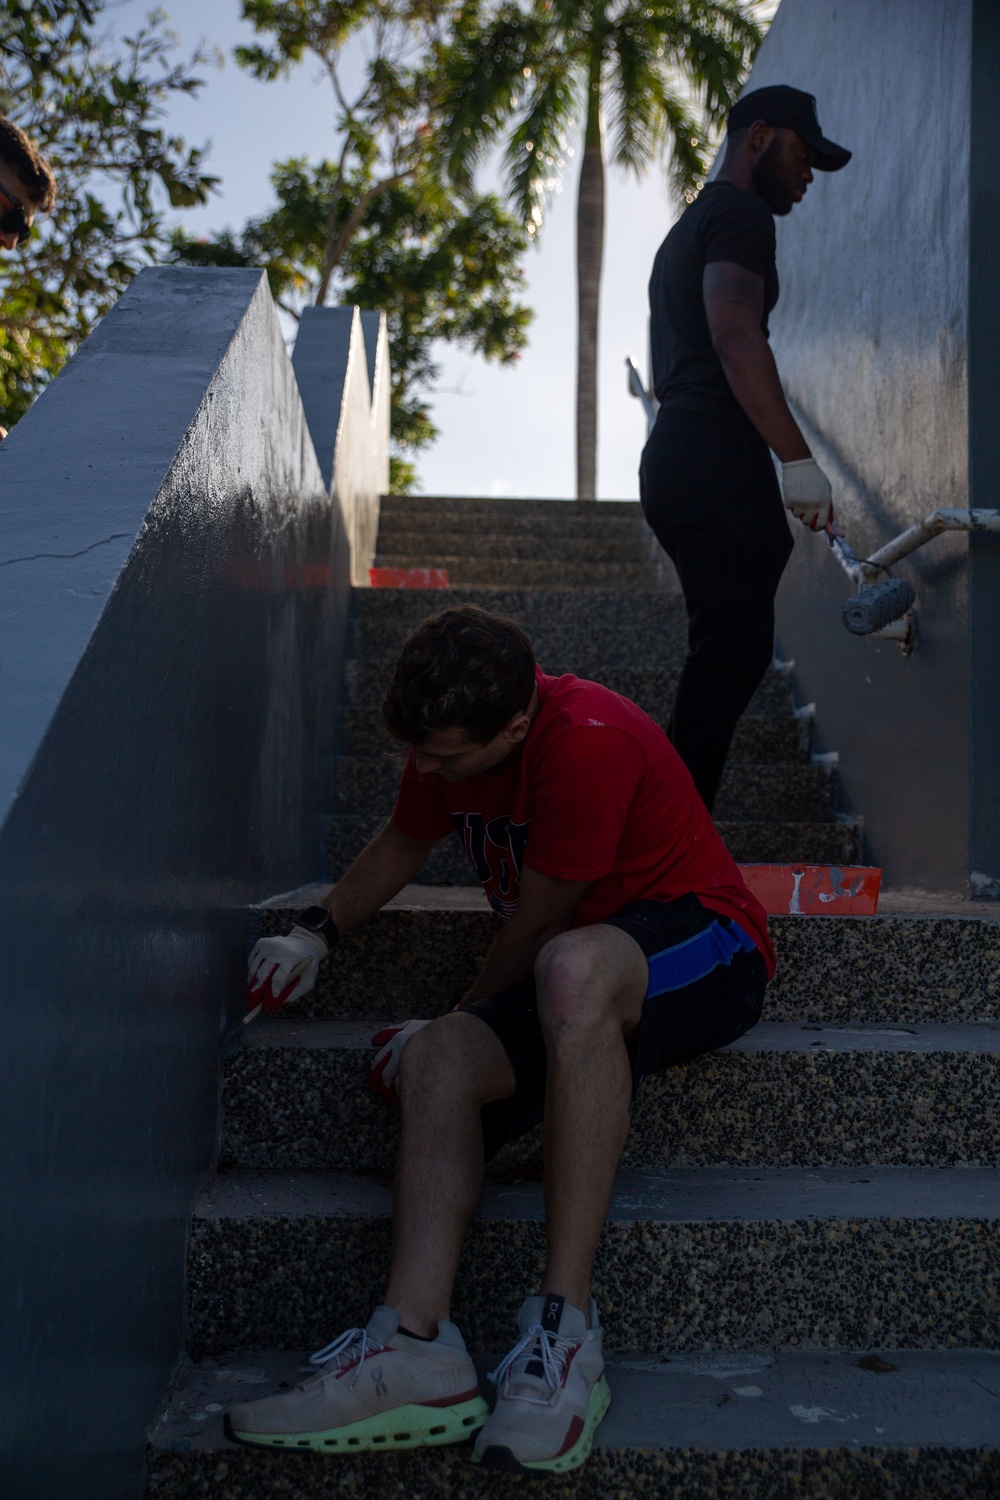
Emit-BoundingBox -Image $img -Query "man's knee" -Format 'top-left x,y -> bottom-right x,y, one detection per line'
535,931 -> 614,1037
397,1013 -> 512,1106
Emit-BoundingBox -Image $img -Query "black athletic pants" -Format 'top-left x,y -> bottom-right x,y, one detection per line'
639,404 -> 794,812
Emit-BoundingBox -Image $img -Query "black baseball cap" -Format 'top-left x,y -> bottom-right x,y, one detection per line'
728,85 -> 851,171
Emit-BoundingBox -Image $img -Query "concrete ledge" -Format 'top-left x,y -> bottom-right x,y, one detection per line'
146,1347 -> 1000,1500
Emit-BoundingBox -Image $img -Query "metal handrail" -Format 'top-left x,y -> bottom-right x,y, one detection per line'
626,356 -> 659,431
625,353 -> 1000,651
828,508 -> 1000,586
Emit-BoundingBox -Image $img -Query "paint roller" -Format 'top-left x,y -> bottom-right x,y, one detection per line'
825,523 -> 916,636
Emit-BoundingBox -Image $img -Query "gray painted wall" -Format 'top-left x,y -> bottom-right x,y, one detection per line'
744,0 -> 979,889
0,267 -> 385,1494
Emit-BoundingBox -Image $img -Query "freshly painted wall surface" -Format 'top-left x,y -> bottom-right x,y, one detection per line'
744,0 -> 974,889
0,268 -> 378,1495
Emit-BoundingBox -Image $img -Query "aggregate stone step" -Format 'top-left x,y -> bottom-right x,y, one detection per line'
376,530 -> 654,563
186,1166 -> 1000,1357
713,817 -> 862,864
353,620 -> 695,674
378,511 -> 649,544
259,887 -> 1000,1024
336,701 -> 812,764
330,755 -> 836,825
352,584 -> 687,652
372,555 -> 663,589
323,812 -> 862,880
146,1347 -> 1000,1500
221,1018 -> 1000,1174
379,494 -> 645,523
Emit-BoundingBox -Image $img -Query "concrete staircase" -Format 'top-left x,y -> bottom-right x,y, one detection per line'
146,497 -> 1000,1496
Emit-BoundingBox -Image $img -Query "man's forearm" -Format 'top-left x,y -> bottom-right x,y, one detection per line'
322,820 -> 436,935
716,329 -> 810,462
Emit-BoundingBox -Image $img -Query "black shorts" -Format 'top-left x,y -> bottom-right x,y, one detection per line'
467,893 -> 767,1161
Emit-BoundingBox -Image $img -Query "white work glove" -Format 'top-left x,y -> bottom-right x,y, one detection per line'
369,1020 -> 430,1106
780,457 -> 833,531
246,926 -> 328,1013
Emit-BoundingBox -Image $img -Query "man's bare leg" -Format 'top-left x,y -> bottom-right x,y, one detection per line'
535,926 -> 648,1317
385,1011 -> 515,1336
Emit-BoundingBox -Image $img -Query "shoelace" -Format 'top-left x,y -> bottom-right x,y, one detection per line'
489,1323 -> 578,1405
308,1328 -> 385,1390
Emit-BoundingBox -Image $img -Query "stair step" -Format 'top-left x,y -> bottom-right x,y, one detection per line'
323,812 -> 861,880
329,755 -> 836,824
337,702 -> 812,763
379,495 -> 644,522
147,1346 -> 1000,1498
260,888 -> 1000,1024
379,511 -> 648,543
353,582 -> 684,642
372,556 -> 663,589
718,817 -> 862,863
377,530 -> 653,562
353,621 -> 692,669
186,1166 -> 1000,1356
222,1018 -> 1000,1174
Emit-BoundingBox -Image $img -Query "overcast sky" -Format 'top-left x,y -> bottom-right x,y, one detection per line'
111,0 -> 770,498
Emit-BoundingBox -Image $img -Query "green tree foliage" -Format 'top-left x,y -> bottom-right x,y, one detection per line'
0,1 -> 218,425
173,1 -> 531,491
441,0 -> 764,497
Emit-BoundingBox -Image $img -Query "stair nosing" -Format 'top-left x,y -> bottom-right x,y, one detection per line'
149,1346 -> 1000,1458
236,1016 -> 1000,1056
194,1165 -> 1000,1225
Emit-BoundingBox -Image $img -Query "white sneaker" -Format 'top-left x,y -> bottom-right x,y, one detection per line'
473,1293 -> 611,1472
225,1305 -> 488,1453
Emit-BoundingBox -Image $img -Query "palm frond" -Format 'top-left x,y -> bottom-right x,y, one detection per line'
438,6 -> 548,189
658,87 -> 710,197
502,61 -> 581,231
653,0 -> 763,122
606,13 -> 669,177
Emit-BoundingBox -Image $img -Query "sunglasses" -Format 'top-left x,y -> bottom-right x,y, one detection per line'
0,176 -> 32,246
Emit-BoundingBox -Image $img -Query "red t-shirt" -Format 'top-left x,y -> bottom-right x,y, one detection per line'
392,669 -> 775,977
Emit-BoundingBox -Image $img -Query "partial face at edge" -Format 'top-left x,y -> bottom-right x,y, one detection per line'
0,169 -> 36,250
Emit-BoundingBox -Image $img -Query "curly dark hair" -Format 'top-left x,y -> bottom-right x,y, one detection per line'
0,117 -> 56,211
382,605 -> 536,746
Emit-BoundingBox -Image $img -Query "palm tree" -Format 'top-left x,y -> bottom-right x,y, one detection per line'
443,1 -> 764,498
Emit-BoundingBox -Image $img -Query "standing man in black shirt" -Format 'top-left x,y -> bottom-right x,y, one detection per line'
640,85 -> 850,812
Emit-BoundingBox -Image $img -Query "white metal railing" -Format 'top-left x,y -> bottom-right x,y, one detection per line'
626,354 -> 1000,656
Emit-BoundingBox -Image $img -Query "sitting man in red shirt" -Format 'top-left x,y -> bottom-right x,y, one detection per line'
227,604 -> 774,1473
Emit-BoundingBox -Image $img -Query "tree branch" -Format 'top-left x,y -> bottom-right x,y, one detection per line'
315,167 -> 411,306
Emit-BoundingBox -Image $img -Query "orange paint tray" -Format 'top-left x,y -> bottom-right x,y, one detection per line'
369,567 -> 450,589
738,864 -> 882,916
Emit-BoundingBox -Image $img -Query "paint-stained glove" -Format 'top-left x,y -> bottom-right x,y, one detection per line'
780,457 -> 833,531
370,1020 -> 430,1106
247,928 -> 328,1013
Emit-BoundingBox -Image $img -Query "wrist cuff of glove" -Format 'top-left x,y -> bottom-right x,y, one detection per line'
294,905 -> 341,953
780,456 -> 815,472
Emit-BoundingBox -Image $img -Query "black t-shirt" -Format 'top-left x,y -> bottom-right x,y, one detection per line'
649,181 -> 778,415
